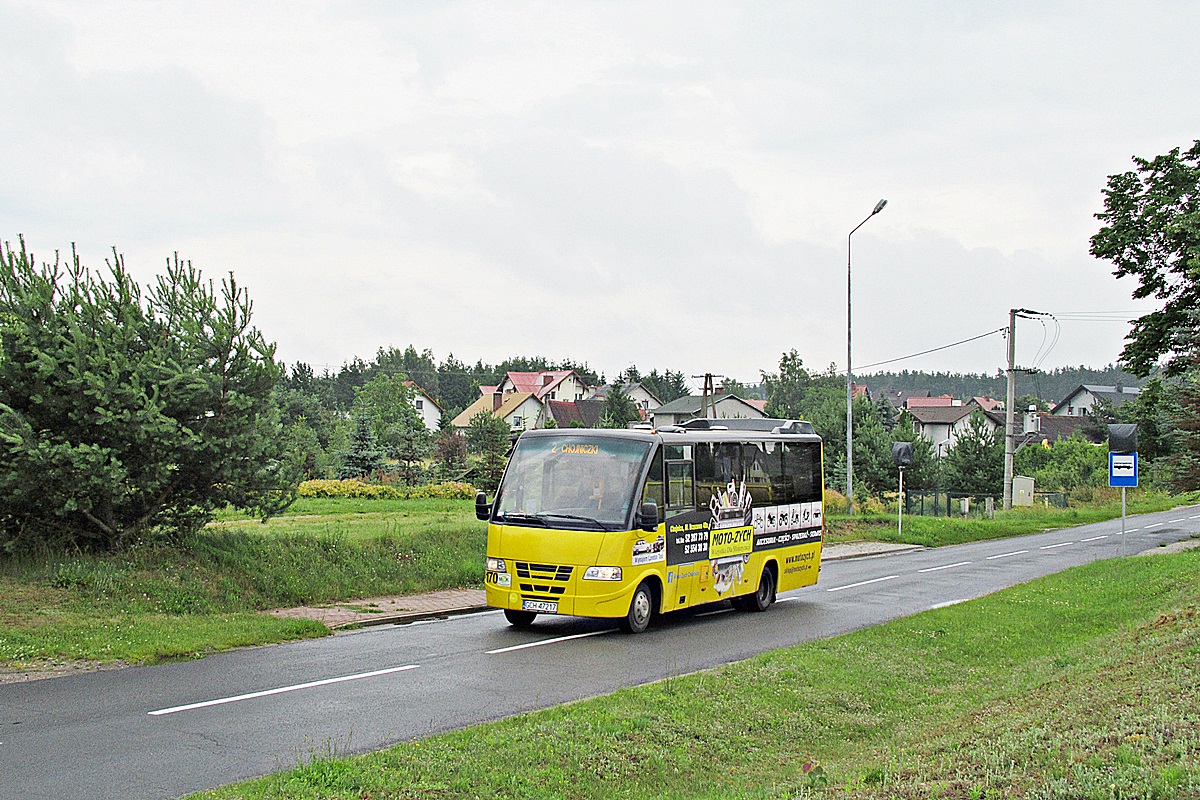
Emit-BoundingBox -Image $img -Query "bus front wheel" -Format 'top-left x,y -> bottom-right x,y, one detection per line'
504,609 -> 537,628
620,581 -> 654,634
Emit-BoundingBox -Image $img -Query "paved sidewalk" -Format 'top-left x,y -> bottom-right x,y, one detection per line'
269,540 -> 923,630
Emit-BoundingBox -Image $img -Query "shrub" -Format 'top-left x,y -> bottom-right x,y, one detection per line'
823,489 -> 849,515
297,480 -> 478,500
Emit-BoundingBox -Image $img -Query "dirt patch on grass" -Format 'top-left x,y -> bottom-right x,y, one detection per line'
0,659 -> 131,685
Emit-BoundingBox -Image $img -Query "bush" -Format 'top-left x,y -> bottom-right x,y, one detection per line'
297,480 -> 478,500
823,489 -> 849,515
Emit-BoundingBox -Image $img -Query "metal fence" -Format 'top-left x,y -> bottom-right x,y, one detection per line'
905,491 -> 997,519
1033,491 -> 1068,508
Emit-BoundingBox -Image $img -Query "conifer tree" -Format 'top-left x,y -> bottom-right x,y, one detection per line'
339,414 -> 383,479
0,238 -> 296,551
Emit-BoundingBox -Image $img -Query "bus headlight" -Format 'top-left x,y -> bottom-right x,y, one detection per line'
486,557 -> 506,573
583,566 -> 622,581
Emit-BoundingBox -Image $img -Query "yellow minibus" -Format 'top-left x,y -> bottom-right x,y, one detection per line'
476,419 -> 824,633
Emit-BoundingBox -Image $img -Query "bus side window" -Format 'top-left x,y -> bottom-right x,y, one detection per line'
743,442 -> 773,506
693,443 -> 716,510
666,460 -> 694,512
784,442 -> 821,503
641,445 -> 665,521
762,441 -> 787,504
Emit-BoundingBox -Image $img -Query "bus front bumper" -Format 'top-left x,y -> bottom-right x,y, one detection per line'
485,579 -> 633,619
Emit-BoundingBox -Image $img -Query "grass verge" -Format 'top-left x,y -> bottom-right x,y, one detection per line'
826,488 -> 1193,547
0,498 -> 485,670
192,550 -> 1200,799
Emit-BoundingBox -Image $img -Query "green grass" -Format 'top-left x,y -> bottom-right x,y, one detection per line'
190,550 -> 1200,800
211,497 -> 474,522
826,488 -> 1193,548
0,497 -> 486,670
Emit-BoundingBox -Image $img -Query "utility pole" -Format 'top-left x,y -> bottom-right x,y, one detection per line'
692,373 -> 722,418
1003,309 -> 1017,511
1003,308 -> 1049,511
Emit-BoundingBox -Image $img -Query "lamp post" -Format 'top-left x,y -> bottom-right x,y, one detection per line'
846,198 -> 887,515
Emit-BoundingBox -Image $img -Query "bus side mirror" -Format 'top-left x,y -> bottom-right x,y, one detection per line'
475,491 -> 492,521
636,501 -> 658,532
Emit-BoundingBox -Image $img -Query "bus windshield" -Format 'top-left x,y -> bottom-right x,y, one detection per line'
493,436 -> 654,531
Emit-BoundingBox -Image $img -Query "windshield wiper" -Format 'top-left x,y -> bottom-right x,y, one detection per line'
539,512 -> 617,531
494,512 -> 549,527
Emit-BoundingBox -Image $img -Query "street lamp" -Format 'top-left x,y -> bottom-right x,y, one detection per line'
846,198 -> 887,515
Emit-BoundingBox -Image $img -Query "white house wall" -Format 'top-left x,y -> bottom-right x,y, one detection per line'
505,396 -> 546,431
411,393 -> 441,431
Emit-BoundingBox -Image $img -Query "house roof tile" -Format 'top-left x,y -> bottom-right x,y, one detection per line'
907,405 -> 976,425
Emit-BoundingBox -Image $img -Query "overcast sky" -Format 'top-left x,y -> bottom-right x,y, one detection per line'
3,1 -> 1196,388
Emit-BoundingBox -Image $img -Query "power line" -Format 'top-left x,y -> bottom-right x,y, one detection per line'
855,327 -> 1006,371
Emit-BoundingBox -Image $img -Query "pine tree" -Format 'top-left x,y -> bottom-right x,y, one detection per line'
339,414 -> 384,479
0,239 -> 296,551
468,410 -> 511,493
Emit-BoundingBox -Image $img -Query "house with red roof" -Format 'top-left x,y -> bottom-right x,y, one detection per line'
496,370 -> 588,402
450,369 -> 592,431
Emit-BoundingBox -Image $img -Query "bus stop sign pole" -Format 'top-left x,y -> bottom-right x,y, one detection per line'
1108,424 -> 1138,556
891,442 -> 914,541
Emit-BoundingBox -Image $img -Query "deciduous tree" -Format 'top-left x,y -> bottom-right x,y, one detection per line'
1090,141 -> 1200,377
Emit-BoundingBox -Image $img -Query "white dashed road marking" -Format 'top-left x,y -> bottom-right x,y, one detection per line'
827,575 -> 899,593
487,629 -> 614,654
986,550 -> 1028,560
918,561 -> 971,573
1040,542 -> 1073,550
149,665 -> 419,716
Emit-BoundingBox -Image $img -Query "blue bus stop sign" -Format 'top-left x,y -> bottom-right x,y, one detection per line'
1109,452 -> 1138,488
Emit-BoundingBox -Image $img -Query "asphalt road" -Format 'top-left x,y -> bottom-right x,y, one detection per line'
2,505 -> 1197,800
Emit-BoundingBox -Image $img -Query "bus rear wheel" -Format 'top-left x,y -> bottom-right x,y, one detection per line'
736,567 -> 775,613
504,609 -> 537,628
620,581 -> 654,634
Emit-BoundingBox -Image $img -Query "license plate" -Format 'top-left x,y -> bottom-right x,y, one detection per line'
522,600 -> 557,614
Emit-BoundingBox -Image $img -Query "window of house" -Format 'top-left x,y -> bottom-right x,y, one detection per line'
415,399 -> 423,410
512,416 -> 522,428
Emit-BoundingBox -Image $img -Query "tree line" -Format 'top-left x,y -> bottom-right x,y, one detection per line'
4,139 -> 1199,551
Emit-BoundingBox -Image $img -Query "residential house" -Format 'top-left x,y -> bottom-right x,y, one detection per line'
404,381 -> 442,431
589,382 -> 664,420
497,370 -> 589,402
546,398 -> 606,428
449,369 -> 593,432
650,394 -> 765,427
905,394 -> 959,409
970,396 -> 1003,412
1051,384 -> 1141,417
881,389 -> 930,411
981,409 -> 1103,447
450,390 -> 543,432
907,405 -> 977,450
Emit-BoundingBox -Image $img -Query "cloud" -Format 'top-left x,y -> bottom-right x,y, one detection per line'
3,0 -> 1196,384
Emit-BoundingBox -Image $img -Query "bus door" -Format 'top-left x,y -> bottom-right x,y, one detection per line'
660,444 -> 704,609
